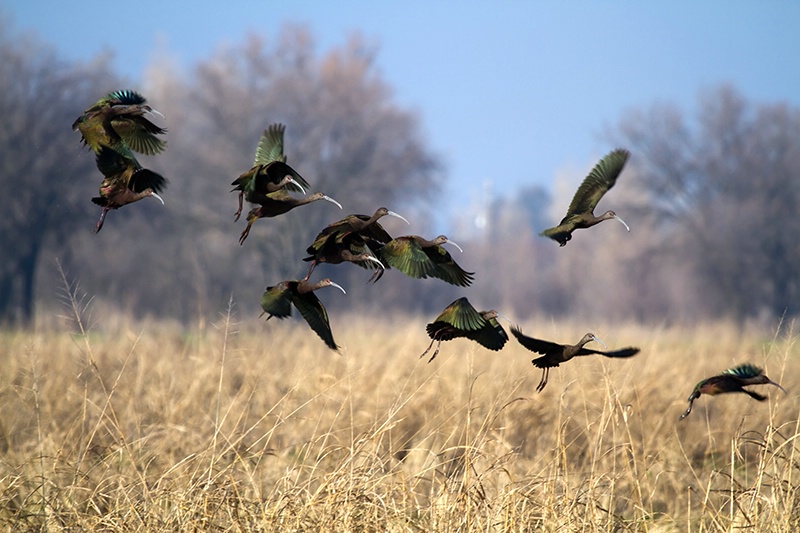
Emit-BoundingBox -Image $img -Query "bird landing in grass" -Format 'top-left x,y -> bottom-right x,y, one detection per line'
679,363 -> 786,420
421,297 -> 508,362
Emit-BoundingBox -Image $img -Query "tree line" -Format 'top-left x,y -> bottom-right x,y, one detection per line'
1,21 -> 798,327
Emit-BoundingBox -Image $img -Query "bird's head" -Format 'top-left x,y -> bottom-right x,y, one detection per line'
751,374 -> 788,394
311,193 -> 343,209
375,207 -> 410,225
436,235 -> 464,252
482,310 -> 499,321
582,333 -> 607,349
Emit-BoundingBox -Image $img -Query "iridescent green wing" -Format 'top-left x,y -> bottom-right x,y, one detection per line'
722,363 -> 763,379
260,283 -> 293,319
103,90 -> 148,106
433,297 -> 486,331
112,114 -> 167,155
424,245 -> 475,287
254,124 -> 287,165
565,148 -> 630,217
380,237 -> 438,279
291,289 -> 338,350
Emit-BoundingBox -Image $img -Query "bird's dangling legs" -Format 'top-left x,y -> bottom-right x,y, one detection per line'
304,261 -> 318,282
419,339 -> 442,363
742,388 -> 767,401
427,342 -> 442,363
367,264 -> 385,284
95,207 -> 111,233
238,222 -> 254,245
535,368 -> 549,393
234,191 -> 244,222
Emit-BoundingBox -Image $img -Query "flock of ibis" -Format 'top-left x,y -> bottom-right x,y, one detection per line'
73,90 -> 787,420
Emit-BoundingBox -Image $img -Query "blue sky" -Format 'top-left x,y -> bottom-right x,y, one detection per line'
6,1 -> 800,233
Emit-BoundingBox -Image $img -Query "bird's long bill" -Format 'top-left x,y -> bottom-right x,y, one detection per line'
495,312 -> 514,325
289,178 -> 307,195
678,400 -> 694,420
329,281 -> 347,294
768,378 -> 788,395
366,256 -> 386,270
612,214 -> 630,232
323,195 -> 343,209
387,210 -> 410,225
148,108 -> 165,120
592,335 -> 608,349
150,192 -> 165,205
444,239 -> 464,253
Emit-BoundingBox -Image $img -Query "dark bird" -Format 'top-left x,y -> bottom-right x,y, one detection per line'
260,278 -> 346,350
679,363 -> 787,420
92,146 -> 167,233
238,191 -> 343,245
421,297 -> 508,362
314,207 -> 409,241
303,208 -> 409,281
541,148 -> 631,246
302,230 -> 386,282
72,89 -> 167,157
511,326 -> 640,392
231,123 -> 310,221
378,235 -> 474,287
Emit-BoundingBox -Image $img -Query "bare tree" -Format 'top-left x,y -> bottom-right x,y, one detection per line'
612,85 -> 800,321
0,24 -> 117,325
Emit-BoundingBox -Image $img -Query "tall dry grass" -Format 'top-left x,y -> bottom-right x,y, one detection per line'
1,279 -> 799,530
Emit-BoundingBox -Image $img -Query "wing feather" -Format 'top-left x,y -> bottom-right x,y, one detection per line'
510,326 -> 564,356
254,124 -> 287,165
260,283 -> 293,319
292,291 -> 338,350
565,148 -> 629,216
433,297 -> 485,331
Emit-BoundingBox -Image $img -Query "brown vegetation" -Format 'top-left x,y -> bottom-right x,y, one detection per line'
1,282 -> 798,530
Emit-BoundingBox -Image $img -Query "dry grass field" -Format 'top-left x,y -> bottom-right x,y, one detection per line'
1,294 -> 799,531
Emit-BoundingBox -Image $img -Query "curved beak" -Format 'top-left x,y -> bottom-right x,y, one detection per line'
493,312 -> 512,325
148,108 -> 165,120
328,281 -> 346,295
288,178 -> 306,195
444,238 -> 463,253
612,214 -> 630,232
365,256 -> 386,270
387,210 -> 410,225
150,192 -> 165,205
768,378 -> 788,395
591,335 -> 607,349
323,195 -> 343,209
